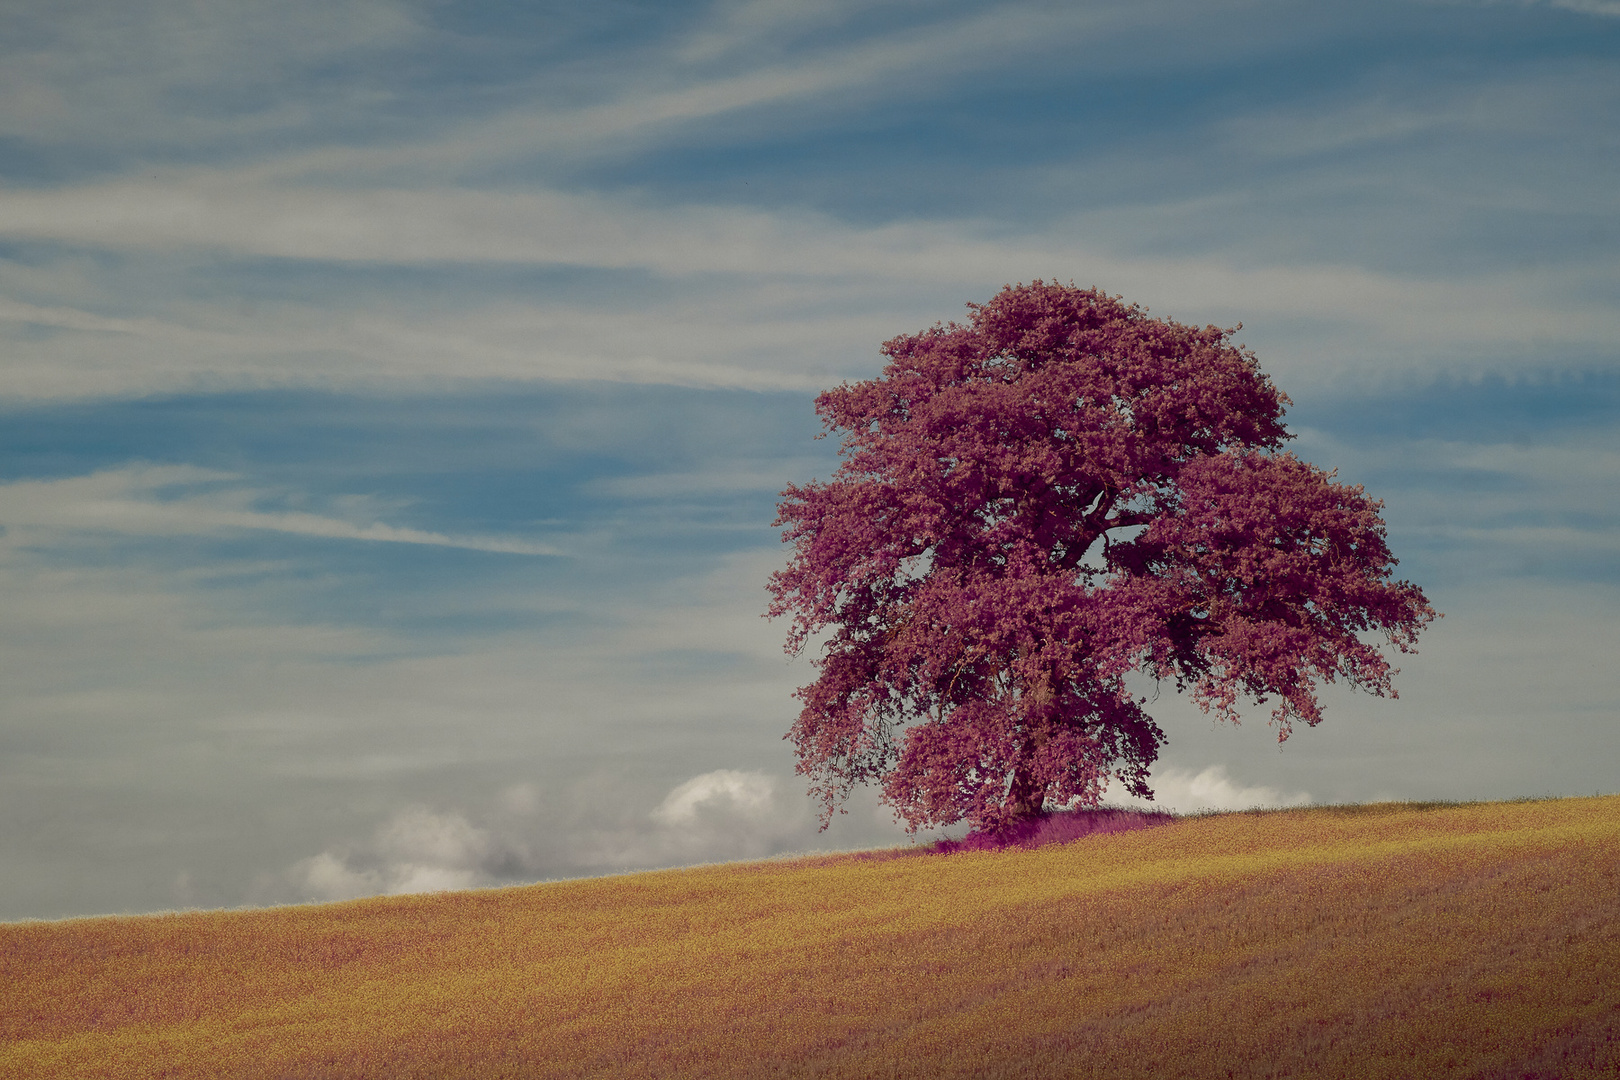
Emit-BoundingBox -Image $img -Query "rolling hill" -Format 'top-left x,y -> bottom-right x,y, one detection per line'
4,795 -> 1617,1079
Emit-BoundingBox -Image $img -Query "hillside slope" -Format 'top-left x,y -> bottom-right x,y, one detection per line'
4,796 -> 1618,1079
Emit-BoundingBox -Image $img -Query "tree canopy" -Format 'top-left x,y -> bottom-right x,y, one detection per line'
767,282 -> 1437,834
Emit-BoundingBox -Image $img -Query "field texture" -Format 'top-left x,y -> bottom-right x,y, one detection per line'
3,796 -> 1618,1079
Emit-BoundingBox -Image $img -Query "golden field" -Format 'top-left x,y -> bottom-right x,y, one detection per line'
3,795 -> 1617,1079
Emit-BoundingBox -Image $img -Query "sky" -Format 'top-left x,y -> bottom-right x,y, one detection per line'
0,0 -> 1616,921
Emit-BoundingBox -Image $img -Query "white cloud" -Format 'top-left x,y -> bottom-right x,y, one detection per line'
580,768 -> 812,868
1106,765 -> 1313,814
375,806 -> 497,879
651,768 -> 777,826
279,763 -> 1308,907
0,464 -> 562,556
290,806 -> 497,902
272,769 -> 907,906
567,766 -> 927,873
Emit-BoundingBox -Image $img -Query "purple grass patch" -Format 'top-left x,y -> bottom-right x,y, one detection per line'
850,806 -> 1176,862
932,806 -> 1176,854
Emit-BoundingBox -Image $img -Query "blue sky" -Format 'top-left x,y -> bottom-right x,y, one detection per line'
1,0 -> 1616,920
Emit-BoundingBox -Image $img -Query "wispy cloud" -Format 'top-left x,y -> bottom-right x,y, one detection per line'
2,1 -> 1615,406
1546,0 -> 1620,14
1287,430 -> 1620,583
1479,0 -> 1620,17
597,461 -> 828,499
0,0 -> 425,149
0,0 -> 1293,174
235,2 -> 1153,181
0,465 -> 563,555
1213,62 -> 1620,167
4,177 -> 1616,400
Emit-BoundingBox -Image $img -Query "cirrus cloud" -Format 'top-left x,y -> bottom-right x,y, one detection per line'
0,465 -> 563,556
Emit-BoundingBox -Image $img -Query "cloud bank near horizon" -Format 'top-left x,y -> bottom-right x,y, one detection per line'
273,763 -> 1321,906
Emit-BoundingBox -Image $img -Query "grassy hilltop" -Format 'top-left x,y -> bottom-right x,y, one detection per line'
3,795 -> 1618,1079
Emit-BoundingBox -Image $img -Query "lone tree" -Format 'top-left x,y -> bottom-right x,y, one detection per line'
768,282 -> 1436,834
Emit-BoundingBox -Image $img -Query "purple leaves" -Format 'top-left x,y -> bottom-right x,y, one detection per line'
769,283 -> 1436,834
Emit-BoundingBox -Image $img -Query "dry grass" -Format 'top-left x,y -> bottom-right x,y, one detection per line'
3,795 -> 1618,1079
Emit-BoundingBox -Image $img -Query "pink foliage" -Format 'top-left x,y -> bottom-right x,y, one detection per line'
768,283 -> 1436,834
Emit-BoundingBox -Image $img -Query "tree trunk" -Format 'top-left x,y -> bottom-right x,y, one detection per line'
1004,763 -> 1046,828
1004,671 -> 1053,828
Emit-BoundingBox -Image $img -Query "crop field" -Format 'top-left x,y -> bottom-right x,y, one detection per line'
3,795 -> 1617,1079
